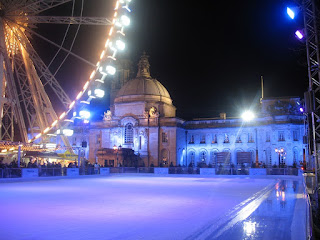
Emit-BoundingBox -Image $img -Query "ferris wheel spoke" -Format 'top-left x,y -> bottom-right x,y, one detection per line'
17,0 -> 73,14
21,25 -> 96,67
19,16 -> 113,25
22,37 -> 73,109
4,20 -> 73,109
0,21 -> 28,142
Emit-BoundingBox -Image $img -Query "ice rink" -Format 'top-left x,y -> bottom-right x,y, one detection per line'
0,175 -> 303,240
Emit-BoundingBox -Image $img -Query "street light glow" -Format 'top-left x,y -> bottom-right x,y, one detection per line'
242,111 -> 255,122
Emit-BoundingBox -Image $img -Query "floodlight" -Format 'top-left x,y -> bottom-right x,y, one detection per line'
241,111 -> 255,122
295,30 -> 304,40
287,7 -> 295,19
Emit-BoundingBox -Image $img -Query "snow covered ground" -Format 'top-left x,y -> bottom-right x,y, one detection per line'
0,175 -> 302,240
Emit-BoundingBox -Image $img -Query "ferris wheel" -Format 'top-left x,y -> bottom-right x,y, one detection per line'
0,0 -> 132,150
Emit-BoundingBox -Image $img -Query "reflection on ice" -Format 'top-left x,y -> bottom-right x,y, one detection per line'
212,179 -> 303,240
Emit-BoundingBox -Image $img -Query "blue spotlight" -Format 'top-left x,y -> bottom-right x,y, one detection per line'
287,7 -> 295,19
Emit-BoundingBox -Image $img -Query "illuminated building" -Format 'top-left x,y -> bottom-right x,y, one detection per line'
76,53 -> 306,167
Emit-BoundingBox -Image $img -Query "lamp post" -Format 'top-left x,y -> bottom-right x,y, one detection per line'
275,148 -> 284,168
113,144 -> 122,167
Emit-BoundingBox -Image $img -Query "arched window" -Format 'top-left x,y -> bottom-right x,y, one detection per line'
200,150 -> 207,163
125,123 -> 133,144
188,151 -> 195,166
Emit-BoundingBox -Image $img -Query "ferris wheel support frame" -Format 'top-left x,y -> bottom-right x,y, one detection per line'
0,0 -> 133,153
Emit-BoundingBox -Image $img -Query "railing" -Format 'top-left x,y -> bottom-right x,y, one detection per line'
302,173 -> 313,240
266,168 -> 299,176
38,168 -> 66,177
109,167 -> 154,174
0,166 -> 301,178
79,167 -> 100,175
215,167 -> 249,175
0,168 -> 22,178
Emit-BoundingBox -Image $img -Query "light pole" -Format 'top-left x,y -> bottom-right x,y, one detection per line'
275,148 -> 284,168
113,144 -> 122,167
286,0 -> 320,201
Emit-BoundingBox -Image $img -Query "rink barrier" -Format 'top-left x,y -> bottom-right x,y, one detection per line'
154,168 -> 169,174
22,168 -> 38,178
100,168 -> 110,175
0,167 -> 303,178
66,168 -> 79,176
200,168 -> 216,175
249,168 -> 267,175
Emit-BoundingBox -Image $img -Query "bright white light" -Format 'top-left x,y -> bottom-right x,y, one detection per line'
287,7 -> 295,19
120,15 -> 130,26
106,65 -> 116,75
116,40 -> 125,50
243,221 -> 256,236
94,89 -> 105,98
79,110 -> 91,119
241,111 -> 255,122
62,129 -> 74,137
295,30 -> 304,40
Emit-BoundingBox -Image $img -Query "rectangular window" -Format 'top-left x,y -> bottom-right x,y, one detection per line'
248,133 -> 254,143
200,135 -> 206,144
278,131 -> 285,141
236,135 -> 242,143
212,134 -> 217,144
162,132 -> 168,143
189,135 -> 195,144
293,130 -> 299,141
224,134 -> 229,143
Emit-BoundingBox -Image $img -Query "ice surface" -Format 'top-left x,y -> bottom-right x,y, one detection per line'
0,175 -> 277,240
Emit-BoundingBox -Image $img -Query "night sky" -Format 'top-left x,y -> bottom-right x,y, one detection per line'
36,0 -> 309,120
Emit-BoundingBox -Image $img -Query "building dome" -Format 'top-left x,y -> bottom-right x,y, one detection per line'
114,53 -> 173,105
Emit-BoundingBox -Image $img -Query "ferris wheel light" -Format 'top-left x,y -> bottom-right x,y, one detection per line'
62,129 -> 74,137
79,110 -> 91,119
94,88 -> 105,98
116,40 -> 126,50
120,15 -> 130,26
107,65 -> 116,75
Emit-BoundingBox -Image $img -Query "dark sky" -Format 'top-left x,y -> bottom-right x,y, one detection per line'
36,0 -> 309,121
126,0 -> 308,120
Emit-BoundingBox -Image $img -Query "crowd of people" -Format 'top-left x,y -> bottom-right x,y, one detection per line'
0,159 -> 65,169
0,159 -> 101,170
